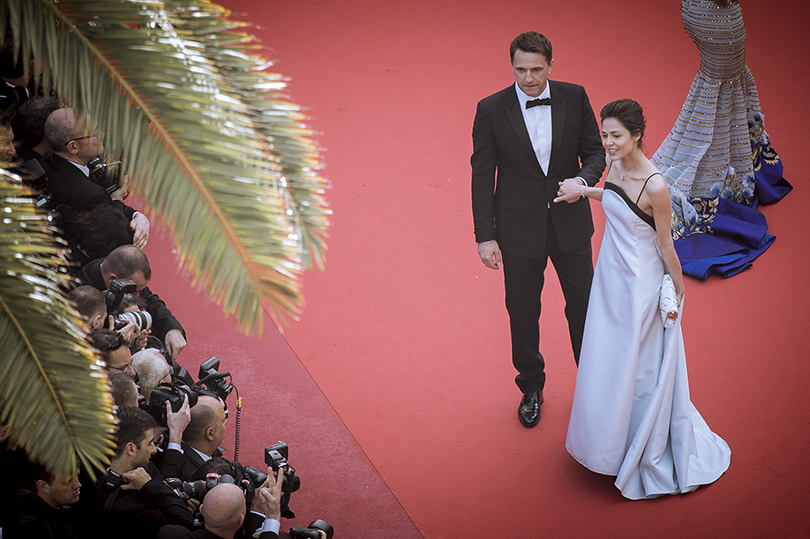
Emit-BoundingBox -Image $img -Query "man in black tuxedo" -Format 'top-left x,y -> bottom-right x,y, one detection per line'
39,107 -> 149,249
156,479 -> 285,539
471,32 -> 605,428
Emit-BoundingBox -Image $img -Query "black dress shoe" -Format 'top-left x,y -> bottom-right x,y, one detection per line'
518,390 -> 544,428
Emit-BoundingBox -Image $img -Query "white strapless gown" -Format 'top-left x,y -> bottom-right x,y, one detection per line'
565,183 -> 731,500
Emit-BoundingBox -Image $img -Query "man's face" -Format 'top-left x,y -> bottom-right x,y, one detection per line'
511,50 -> 553,98
0,125 -> 15,164
69,121 -> 104,165
132,428 -> 157,469
106,346 -> 135,377
39,472 -> 81,509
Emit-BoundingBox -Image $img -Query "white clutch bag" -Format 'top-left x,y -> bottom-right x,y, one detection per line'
659,274 -> 678,329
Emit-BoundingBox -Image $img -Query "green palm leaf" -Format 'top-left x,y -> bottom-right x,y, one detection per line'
2,0 -> 330,333
0,170 -> 116,480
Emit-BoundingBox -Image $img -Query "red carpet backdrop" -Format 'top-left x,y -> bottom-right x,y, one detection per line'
147,1 -> 809,537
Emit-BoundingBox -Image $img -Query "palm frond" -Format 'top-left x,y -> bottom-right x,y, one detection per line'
2,0 -> 330,333
0,169 -> 115,480
165,0 -> 331,271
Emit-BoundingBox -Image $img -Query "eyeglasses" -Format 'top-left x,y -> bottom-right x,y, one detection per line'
64,129 -> 100,147
107,360 -> 132,373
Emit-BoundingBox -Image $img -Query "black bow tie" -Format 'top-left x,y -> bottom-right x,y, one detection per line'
526,97 -> 552,109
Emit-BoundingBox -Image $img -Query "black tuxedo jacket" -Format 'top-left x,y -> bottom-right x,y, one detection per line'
38,150 -> 136,219
78,256 -> 185,342
471,81 -> 605,258
94,471 -> 195,539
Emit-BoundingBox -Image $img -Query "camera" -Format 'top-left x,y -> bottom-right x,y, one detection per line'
289,520 -> 334,539
113,310 -> 152,332
87,155 -> 123,195
164,473 -> 236,503
197,357 -> 233,403
104,278 -> 137,315
266,442 -> 301,519
139,380 -> 199,427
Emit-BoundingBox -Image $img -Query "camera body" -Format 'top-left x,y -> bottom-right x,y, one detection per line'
164,473 -> 236,503
105,278 -> 137,315
139,378 -> 199,427
87,155 -> 123,195
265,442 -> 301,519
197,356 -> 233,402
289,520 -> 334,539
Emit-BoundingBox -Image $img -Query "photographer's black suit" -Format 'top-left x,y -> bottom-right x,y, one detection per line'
471,80 -> 605,393
78,257 -> 185,342
38,150 -> 136,218
157,443 -> 207,482
94,471 -> 194,539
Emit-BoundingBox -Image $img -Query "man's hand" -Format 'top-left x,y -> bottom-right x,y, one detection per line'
166,395 -> 191,445
259,466 -> 284,521
130,212 -> 150,249
110,174 -> 130,201
121,467 -> 151,491
554,178 -> 585,204
477,240 -> 502,270
164,329 -> 187,362
114,320 -> 138,347
185,498 -> 200,514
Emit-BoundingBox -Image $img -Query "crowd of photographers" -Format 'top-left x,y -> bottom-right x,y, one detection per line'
0,33 -> 332,539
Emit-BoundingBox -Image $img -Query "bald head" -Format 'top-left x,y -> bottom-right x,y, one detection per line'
201,483 -> 245,534
44,108 -> 76,150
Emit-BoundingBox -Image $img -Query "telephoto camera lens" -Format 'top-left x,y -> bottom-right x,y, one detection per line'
114,311 -> 152,331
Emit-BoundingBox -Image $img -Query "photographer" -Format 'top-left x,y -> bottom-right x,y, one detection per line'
94,407 -> 194,539
156,470 -> 284,539
4,463 -> 82,539
88,328 -> 136,377
161,395 -> 227,481
131,348 -> 172,400
39,108 -> 149,248
79,245 -> 187,361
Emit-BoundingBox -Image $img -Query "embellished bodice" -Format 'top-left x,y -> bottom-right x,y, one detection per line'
682,0 -> 746,80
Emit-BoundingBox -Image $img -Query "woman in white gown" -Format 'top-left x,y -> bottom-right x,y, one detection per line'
556,99 -> 731,500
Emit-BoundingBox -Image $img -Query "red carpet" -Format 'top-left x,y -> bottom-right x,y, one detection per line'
147,1 -> 810,537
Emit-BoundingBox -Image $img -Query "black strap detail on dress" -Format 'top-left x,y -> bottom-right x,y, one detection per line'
605,182 -> 656,230
635,172 -> 661,205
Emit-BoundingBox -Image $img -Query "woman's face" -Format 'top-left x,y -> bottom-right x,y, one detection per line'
601,117 -> 640,161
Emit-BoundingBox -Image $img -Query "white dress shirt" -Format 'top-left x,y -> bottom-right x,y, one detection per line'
515,82 -> 552,175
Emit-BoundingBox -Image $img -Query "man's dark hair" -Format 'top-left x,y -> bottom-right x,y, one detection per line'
68,285 -> 106,321
113,406 -> 156,458
119,293 -> 147,313
190,457 -> 245,483
75,205 -> 135,260
103,245 -> 152,281
0,109 -> 12,130
600,98 -> 647,150
109,372 -> 138,408
510,31 -> 553,64
16,96 -> 60,147
88,328 -> 123,364
27,462 -> 55,493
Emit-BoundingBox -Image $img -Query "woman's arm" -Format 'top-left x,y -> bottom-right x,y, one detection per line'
554,178 -> 603,203
647,175 -> 685,304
